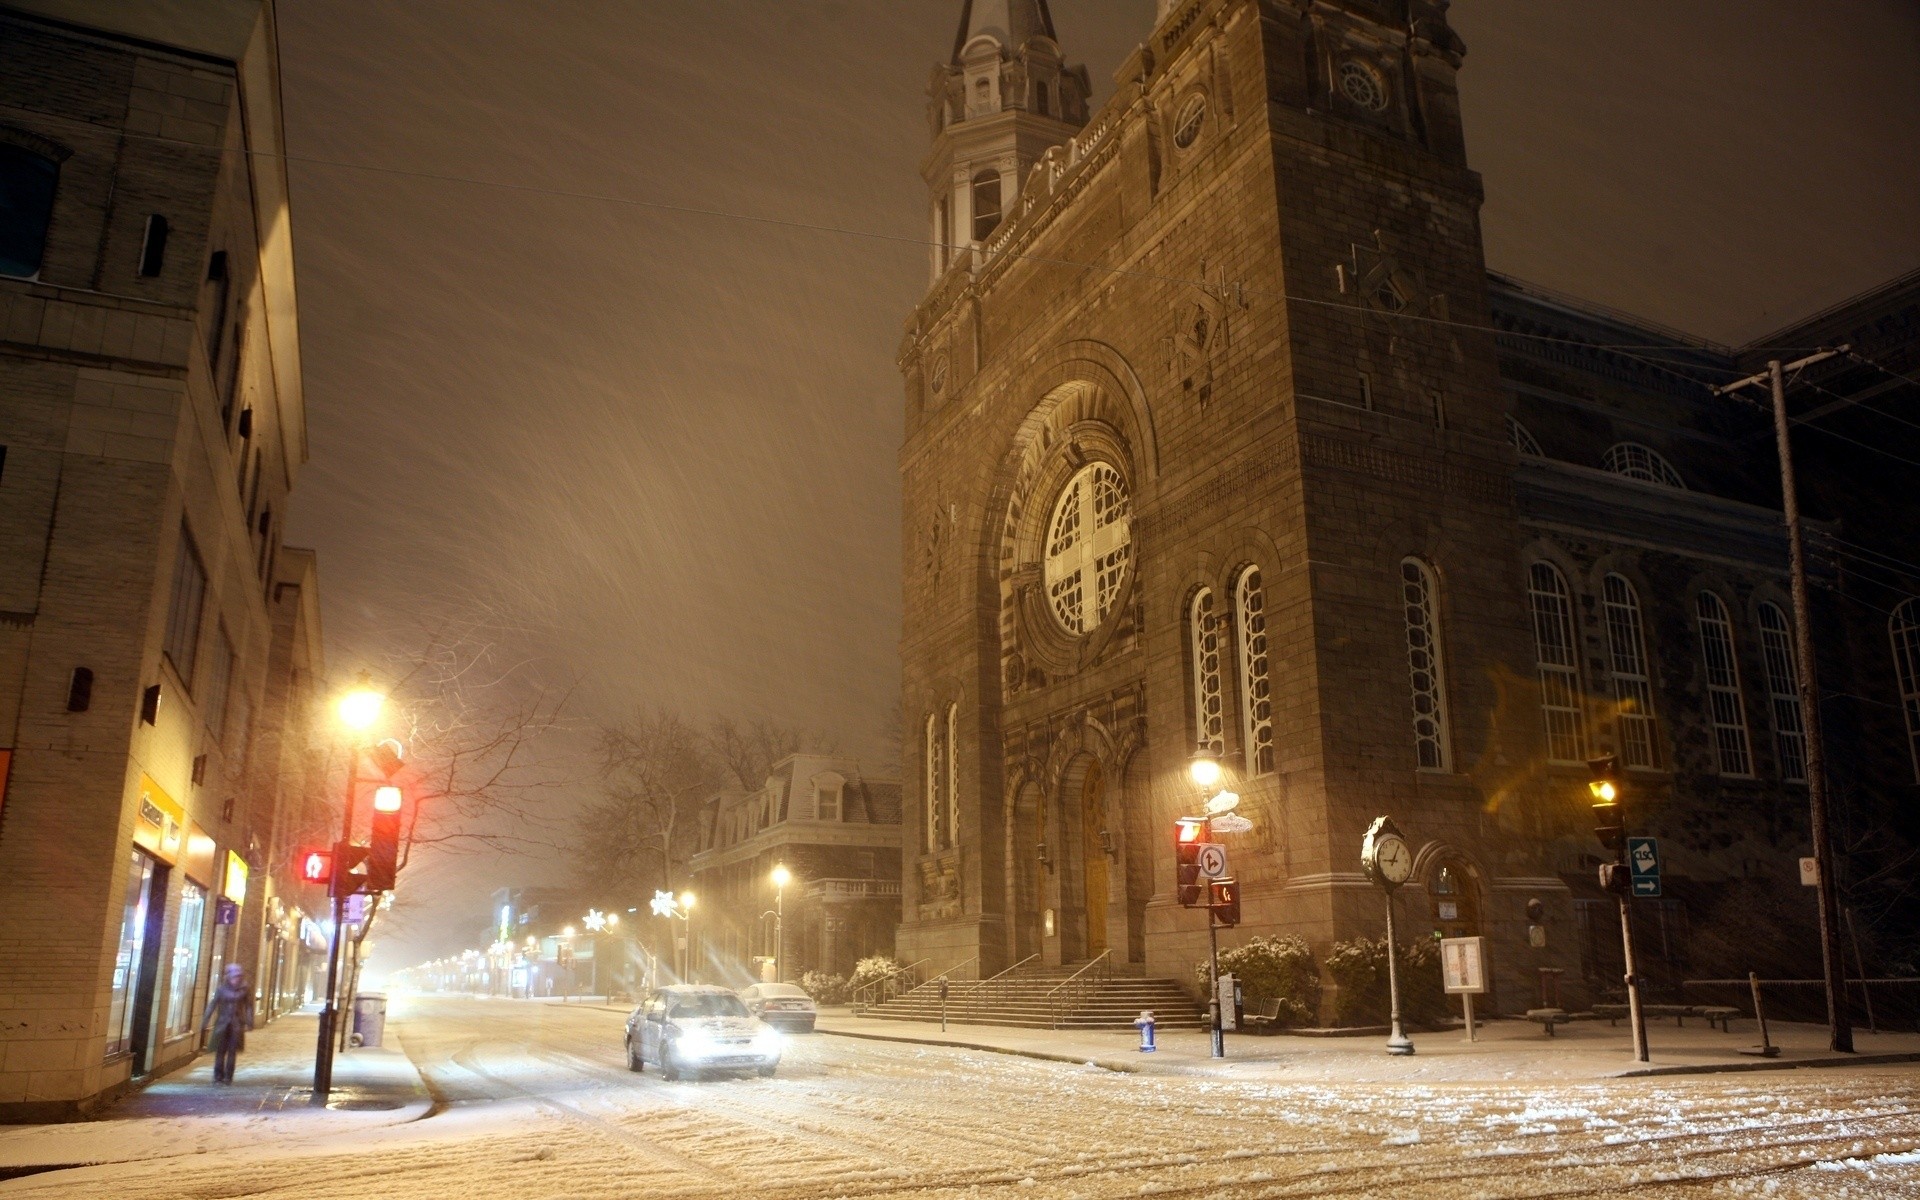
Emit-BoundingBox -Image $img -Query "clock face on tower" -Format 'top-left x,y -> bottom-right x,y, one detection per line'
1362,816 -> 1414,889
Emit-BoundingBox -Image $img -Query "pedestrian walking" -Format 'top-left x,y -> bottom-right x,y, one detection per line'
201,963 -> 255,1085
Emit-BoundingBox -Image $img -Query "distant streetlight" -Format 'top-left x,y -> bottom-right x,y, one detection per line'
338,673 -> 385,732
770,864 -> 792,983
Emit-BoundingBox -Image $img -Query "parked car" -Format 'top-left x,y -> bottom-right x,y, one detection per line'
626,985 -> 781,1080
738,982 -> 818,1032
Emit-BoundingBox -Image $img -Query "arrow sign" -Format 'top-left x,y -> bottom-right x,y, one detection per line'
1196,843 -> 1229,880
1627,836 -> 1661,898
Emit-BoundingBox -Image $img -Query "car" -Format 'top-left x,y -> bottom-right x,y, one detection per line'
738,982 -> 818,1032
625,985 -> 782,1081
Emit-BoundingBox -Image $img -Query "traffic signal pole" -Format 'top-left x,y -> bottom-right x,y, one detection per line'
312,750 -> 360,1105
1713,349 -> 1853,1055
1616,886 -> 1648,1064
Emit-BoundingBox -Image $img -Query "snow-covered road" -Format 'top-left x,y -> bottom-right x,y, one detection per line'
5,996 -> 1917,1198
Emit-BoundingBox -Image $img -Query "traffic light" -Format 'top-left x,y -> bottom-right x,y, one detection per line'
1175,817 -> 1210,907
1209,877 -> 1241,927
1587,754 -> 1624,854
365,784 -> 405,892
296,847 -> 333,885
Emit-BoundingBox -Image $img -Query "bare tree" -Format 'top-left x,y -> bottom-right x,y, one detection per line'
706,715 -> 835,790
575,708 -> 718,908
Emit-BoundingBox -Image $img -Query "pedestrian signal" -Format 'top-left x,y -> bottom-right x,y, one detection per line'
297,847 -> 333,885
1209,877 -> 1241,927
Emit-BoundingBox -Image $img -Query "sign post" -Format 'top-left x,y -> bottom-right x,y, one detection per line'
1440,936 -> 1488,1041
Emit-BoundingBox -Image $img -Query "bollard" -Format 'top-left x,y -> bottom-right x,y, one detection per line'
1135,1010 -> 1157,1053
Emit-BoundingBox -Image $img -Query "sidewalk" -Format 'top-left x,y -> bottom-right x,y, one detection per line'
0,1006 -> 429,1178
814,1009 -> 1920,1084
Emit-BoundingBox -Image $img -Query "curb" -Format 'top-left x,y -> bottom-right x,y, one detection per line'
1614,1051 -> 1920,1079
815,1026 -> 1141,1073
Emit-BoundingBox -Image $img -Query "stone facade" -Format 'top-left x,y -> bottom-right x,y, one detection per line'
896,0 -> 1919,1018
0,1 -> 324,1117
687,755 -> 902,983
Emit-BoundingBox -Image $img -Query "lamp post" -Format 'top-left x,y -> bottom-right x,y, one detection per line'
312,673 -> 383,1106
770,864 -> 791,983
1188,746 -> 1228,1060
679,892 -> 696,981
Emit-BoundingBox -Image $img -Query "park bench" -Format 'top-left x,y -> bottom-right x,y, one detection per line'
1593,1003 -> 1741,1032
1525,1008 -> 1569,1036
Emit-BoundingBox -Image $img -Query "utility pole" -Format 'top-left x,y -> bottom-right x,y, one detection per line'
1713,348 -> 1853,1055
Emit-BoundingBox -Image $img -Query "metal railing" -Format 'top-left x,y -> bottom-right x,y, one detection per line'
961,953 -> 1040,1011
850,958 -> 930,1011
1044,950 -> 1112,1029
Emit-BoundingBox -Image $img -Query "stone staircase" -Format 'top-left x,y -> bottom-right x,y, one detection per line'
862,961 -> 1206,1030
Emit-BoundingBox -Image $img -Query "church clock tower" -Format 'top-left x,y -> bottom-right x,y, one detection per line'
923,0 -> 1091,282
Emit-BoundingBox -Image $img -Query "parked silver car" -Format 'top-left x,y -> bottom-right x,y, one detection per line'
738,982 -> 818,1032
626,985 -> 781,1080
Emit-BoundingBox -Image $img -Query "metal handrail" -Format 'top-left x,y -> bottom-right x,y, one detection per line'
1044,950 -> 1112,1028
963,953 -> 1040,1008
851,957 -> 930,1011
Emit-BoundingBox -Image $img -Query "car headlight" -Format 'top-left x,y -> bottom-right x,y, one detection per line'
753,1028 -> 782,1053
675,1028 -> 716,1059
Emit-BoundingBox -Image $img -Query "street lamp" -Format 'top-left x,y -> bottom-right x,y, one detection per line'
313,671 -> 386,1106
679,893 -> 696,982
770,864 -> 792,983
1188,748 -> 1222,792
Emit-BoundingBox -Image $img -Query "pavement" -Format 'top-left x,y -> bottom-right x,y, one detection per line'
0,1005 -> 429,1179
812,1007 -> 1920,1083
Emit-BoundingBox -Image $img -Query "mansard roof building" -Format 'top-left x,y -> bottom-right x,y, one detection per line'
896,0 -> 1919,1013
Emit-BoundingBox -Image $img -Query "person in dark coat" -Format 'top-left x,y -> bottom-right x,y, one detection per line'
201,962 -> 255,1085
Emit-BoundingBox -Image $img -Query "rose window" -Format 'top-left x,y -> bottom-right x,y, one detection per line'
1043,462 -> 1132,635
1339,60 -> 1389,112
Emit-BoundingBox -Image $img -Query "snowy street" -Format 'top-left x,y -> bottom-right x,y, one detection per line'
0,996 -> 1916,1198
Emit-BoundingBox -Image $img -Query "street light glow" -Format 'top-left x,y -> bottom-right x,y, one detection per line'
338,675 -> 385,731
771,863 -> 791,888
679,891 -> 696,911
1188,752 -> 1222,791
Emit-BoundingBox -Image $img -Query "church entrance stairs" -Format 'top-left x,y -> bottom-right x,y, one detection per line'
860,960 -> 1206,1030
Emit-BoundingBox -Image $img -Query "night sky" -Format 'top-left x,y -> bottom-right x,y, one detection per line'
272,1 -> 1920,970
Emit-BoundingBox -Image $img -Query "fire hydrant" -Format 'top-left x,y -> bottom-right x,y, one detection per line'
1135,1010 -> 1157,1053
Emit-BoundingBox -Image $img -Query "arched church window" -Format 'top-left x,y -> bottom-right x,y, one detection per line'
1603,443 -> 1686,489
1527,562 -> 1587,764
1507,416 -> 1544,458
946,702 -> 960,848
1695,591 -> 1753,777
971,169 -> 1003,242
1044,462 -> 1132,635
1893,598 -> 1920,784
1188,589 -> 1224,757
1602,574 -> 1662,770
1755,602 -> 1805,783
1338,60 -> 1389,112
1401,559 -> 1450,772
1236,567 -> 1274,776
923,712 -> 942,853
1,145 -> 60,278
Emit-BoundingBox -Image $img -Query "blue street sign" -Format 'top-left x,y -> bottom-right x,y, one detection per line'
1628,837 -> 1661,897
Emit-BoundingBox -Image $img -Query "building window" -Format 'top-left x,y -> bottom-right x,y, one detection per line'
1173,94 -> 1207,149
1035,80 -> 1052,118
203,625 -> 235,743
138,214 -> 169,277
924,713 -> 942,852
1401,559 -> 1450,772
0,145 -> 59,279
816,784 -> 841,822
1236,566 -> 1274,776
1893,598 -> 1920,784
1755,602 -> 1807,783
1695,591 -> 1754,777
1602,575 -> 1662,770
165,883 -> 206,1039
1507,416 -> 1544,457
106,850 -> 156,1058
1044,462 -> 1132,636
1338,59 -> 1390,112
1527,562 -> 1587,764
946,703 -> 960,847
163,522 -> 207,691
971,169 -> 1002,242
1603,443 -> 1687,489
1188,588 -> 1225,756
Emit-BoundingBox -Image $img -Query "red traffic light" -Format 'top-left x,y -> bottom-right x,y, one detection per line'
297,847 -> 333,885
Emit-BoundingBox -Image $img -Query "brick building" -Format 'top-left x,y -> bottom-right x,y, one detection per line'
896,0 -> 1919,1016
688,754 -> 902,983
0,0 -> 327,1116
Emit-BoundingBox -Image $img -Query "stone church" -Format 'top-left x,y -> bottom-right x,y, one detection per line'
896,0 -> 1920,1013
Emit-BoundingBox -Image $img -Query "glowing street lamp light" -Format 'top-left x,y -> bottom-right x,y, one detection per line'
769,863 -> 792,983
1188,747 -> 1223,793
338,673 -> 385,733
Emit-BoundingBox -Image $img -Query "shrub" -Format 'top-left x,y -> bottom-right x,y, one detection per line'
848,954 -> 900,992
1325,936 -> 1449,1027
1192,935 -> 1319,1027
799,970 -> 849,1006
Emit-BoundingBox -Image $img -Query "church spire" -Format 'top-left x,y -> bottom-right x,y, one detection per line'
923,0 -> 1088,284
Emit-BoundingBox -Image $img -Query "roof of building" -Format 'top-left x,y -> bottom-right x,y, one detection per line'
952,0 -> 1057,63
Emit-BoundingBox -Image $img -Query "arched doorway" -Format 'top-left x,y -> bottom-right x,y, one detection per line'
1005,782 -> 1045,963
1428,857 -> 1482,940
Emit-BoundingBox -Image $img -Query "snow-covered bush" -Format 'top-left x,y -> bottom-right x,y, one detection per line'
799,970 -> 850,1006
1325,936 -> 1447,1026
847,954 -> 900,994
1192,935 -> 1319,1026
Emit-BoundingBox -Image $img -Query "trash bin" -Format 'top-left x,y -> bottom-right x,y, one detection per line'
351,993 -> 387,1048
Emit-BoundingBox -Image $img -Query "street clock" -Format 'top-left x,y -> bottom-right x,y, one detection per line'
1361,815 -> 1414,889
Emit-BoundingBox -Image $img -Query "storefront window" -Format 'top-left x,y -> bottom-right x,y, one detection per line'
106,850 -> 156,1058
165,884 -> 207,1039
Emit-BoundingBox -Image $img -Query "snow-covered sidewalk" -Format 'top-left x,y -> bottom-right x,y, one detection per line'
0,1006 -> 429,1177
814,1009 -> 1920,1083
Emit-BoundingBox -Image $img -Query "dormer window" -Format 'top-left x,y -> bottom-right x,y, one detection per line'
812,772 -> 846,822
